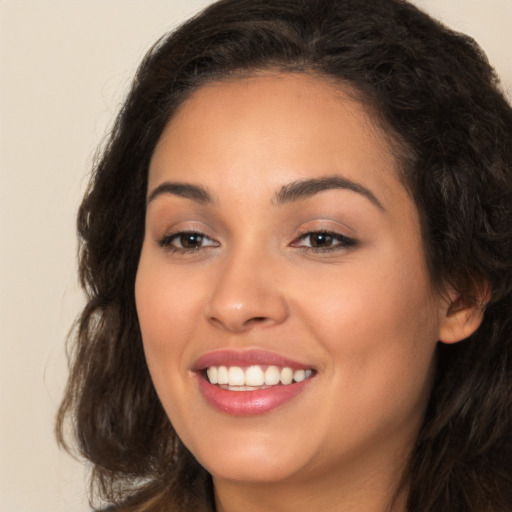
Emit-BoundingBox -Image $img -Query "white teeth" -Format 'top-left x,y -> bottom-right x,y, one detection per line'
280,367 -> 293,385
245,365 -> 265,386
293,369 -> 306,382
205,364 -> 314,388
206,366 -> 218,384
217,366 -> 229,385
264,365 -> 281,385
228,366 -> 245,386
227,385 -> 260,391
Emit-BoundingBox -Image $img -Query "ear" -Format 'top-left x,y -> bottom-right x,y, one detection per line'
438,285 -> 489,344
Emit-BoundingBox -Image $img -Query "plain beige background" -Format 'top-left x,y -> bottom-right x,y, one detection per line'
1,1 -> 511,511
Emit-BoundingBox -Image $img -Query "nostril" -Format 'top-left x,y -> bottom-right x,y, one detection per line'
247,316 -> 268,324
239,316 -> 271,329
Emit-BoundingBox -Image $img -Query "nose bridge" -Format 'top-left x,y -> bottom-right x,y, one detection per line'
204,240 -> 288,332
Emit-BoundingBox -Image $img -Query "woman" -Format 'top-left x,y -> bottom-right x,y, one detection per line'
57,0 -> 512,511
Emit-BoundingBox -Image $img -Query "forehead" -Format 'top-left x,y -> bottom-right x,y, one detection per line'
148,72 -> 405,206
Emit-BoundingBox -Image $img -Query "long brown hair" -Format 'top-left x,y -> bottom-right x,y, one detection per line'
57,0 -> 512,510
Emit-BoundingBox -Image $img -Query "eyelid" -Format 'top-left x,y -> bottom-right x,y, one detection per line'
292,230 -> 356,245
157,229 -> 220,254
289,224 -> 358,253
153,218 -> 215,243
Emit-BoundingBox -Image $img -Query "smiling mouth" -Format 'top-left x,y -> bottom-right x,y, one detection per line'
205,365 -> 314,391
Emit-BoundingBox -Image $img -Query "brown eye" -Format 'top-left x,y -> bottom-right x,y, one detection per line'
158,231 -> 219,252
290,230 -> 357,252
179,233 -> 205,249
309,232 -> 335,247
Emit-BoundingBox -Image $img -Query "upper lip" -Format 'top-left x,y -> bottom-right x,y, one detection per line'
193,348 -> 313,371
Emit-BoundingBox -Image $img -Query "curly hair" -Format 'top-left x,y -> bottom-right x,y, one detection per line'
56,0 -> 512,510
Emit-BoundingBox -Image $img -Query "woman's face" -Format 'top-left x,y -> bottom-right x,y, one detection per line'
136,73 -> 449,489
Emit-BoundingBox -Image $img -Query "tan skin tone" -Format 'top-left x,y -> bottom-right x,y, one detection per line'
135,73 -> 484,512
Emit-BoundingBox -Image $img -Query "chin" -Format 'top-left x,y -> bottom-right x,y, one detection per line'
205,456 -> 304,484
185,428 -> 313,484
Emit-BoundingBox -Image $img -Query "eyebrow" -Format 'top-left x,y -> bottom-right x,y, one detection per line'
146,175 -> 384,211
274,175 -> 385,210
147,182 -> 214,205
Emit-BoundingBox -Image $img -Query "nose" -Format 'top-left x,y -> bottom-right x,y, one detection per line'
203,248 -> 289,333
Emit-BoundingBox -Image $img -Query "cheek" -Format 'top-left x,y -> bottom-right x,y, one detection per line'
134,250 -> 205,403
297,253 -> 437,339
136,252 -> 201,345
292,250 -> 439,403
134,254 -> 205,432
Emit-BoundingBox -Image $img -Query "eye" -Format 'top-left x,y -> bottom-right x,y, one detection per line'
291,231 -> 357,252
158,231 -> 219,252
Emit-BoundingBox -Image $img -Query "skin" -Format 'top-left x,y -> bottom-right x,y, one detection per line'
135,73 -> 482,512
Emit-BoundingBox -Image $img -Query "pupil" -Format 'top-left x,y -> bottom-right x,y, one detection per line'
311,233 -> 332,247
181,233 -> 202,248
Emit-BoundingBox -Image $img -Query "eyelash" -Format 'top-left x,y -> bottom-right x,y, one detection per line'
290,230 -> 357,253
158,231 -> 219,253
158,229 -> 357,255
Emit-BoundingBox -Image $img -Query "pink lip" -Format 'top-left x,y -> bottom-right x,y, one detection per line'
193,348 -> 311,371
197,376 -> 311,416
193,349 -> 314,416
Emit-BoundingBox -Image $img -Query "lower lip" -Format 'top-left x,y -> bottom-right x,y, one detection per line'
197,376 -> 311,416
